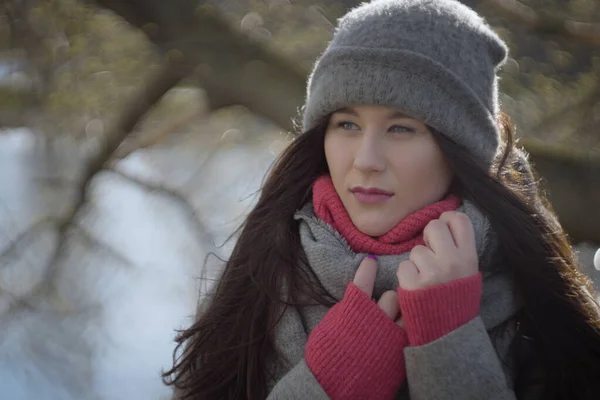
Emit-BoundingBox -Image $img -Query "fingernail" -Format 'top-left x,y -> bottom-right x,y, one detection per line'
367,254 -> 377,260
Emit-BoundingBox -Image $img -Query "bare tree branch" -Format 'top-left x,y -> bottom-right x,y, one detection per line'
71,224 -> 134,268
109,83 -> 241,163
0,217 -> 56,318
111,101 -> 208,161
0,109 -> 37,128
92,0 -> 600,243
95,0 -> 307,132
180,140 -> 231,196
18,60 -> 196,305
0,218 -> 57,261
487,0 -> 600,46
63,64 -> 190,224
107,167 -> 216,249
179,121 -> 263,196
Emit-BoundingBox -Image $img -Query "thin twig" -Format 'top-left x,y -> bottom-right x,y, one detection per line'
111,103 -> 208,161
107,167 -> 216,249
72,224 -> 134,268
0,218 -> 57,262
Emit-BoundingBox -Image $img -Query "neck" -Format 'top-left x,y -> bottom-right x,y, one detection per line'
312,175 -> 461,255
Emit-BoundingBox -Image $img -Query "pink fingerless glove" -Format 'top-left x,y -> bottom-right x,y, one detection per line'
397,272 -> 483,346
305,283 -> 409,400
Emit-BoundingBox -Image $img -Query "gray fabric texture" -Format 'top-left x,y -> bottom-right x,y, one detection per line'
302,0 -> 508,169
267,201 -> 522,399
268,359 -> 329,400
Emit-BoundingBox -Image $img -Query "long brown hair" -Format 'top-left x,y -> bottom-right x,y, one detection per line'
163,113 -> 600,399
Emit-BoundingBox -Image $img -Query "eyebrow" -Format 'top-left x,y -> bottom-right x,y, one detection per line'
334,107 -> 410,119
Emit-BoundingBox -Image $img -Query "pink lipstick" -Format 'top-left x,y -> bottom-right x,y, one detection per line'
351,186 -> 394,204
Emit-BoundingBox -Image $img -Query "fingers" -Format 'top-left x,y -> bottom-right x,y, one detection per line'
423,219 -> 456,253
398,212 -> 479,291
354,257 -> 404,322
396,260 -> 420,290
408,245 -> 435,271
439,211 -> 476,252
377,290 -> 399,319
353,256 -> 378,297
440,211 -> 478,272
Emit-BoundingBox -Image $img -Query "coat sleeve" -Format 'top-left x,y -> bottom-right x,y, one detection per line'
267,303 -> 330,400
266,358 -> 330,400
403,316 -> 516,400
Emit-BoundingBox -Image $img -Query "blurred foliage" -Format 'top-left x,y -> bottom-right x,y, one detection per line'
470,0 -> 600,150
1,0 -> 160,137
0,0 -> 598,152
207,0 -> 600,151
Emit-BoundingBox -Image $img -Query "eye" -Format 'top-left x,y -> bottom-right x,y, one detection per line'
388,124 -> 416,134
337,121 -> 360,131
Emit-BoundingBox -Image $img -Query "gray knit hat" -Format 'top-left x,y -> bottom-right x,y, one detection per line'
302,0 -> 508,168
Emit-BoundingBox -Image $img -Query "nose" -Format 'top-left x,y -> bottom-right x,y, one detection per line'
353,130 -> 385,172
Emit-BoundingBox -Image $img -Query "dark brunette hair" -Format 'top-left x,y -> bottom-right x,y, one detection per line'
163,113 -> 600,399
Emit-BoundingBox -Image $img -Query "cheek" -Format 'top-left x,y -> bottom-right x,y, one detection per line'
324,135 -> 352,178
390,146 -> 452,191
426,149 -> 453,187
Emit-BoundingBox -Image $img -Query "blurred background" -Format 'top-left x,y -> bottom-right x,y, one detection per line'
0,0 -> 599,399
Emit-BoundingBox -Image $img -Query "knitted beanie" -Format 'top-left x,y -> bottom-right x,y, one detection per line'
302,0 -> 508,168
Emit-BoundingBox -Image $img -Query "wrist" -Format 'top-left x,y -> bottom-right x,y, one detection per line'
397,272 -> 482,346
306,283 -> 408,399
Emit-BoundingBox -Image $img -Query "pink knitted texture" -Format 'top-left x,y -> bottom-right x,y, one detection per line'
306,277 -> 484,398
312,175 -> 461,255
397,273 -> 483,346
307,175 -> 483,397
306,283 -> 409,400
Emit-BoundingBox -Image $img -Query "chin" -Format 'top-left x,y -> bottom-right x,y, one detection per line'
354,219 -> 393,237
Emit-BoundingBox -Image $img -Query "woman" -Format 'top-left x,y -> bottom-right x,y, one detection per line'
163,0 -> 600,399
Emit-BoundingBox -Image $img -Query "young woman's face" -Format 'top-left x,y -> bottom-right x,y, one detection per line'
324,105 -> 453,237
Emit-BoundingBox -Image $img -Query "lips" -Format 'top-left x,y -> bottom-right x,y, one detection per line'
351,186 -> 394,204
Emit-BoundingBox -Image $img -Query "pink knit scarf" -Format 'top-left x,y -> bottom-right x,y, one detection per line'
312,175 -> 461,255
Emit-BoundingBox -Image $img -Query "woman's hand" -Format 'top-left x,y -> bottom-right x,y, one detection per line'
355,255 -> 404,325
396,211 -> 479,291
305,255 -> 409,399
393,211 -> 483,346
